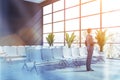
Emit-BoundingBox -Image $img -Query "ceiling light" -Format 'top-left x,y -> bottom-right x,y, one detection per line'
24,0 -> 46,3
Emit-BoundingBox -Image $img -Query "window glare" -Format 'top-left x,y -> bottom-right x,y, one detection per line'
53,22 -> 64,32
66,0 -> 80,8
53,0 -> 64,11
106,28 -> 120,43
81,0 -> 93,3
81,15 -> 100,29
102,0 -> 120,12
54,33 -> 64,42
66,19 -> 79,31
43,24 -> 52,33
43,0 -> 120,53
43,4 -> 52,15
43,14 -> 52,24
81,0 -> 100,16
43,34 -> 49,43
66,6 -> 80,19
102,11 -> 120,27
53,11 -> 64,22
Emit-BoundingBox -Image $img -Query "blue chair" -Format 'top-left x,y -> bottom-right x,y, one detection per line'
41,47 -> 60,70
3,46 -> 25,62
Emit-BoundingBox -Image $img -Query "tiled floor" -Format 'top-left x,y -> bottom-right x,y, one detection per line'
0,59 -> 120,80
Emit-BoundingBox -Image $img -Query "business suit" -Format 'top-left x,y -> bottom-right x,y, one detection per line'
86,31 -> 94,71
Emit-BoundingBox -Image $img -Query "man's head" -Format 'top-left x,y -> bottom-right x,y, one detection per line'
87,28 -> 92,33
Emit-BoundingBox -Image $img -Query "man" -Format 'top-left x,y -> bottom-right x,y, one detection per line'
85,28 -> 94,71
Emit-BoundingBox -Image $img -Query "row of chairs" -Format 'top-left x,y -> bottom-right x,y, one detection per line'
0,45 -> 100,73
22,46 -> 100,73
0,46 -> 26,62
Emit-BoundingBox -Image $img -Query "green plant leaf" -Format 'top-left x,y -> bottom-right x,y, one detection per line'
46,33 -> 55,46
65,32 -> 76,48
95,29 -> 107,52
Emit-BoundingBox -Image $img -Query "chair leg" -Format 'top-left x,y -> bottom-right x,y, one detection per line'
30,62 -> 38,73
22,61 -> 29,71
97,56 -> 105,62
59,60 -> 67,68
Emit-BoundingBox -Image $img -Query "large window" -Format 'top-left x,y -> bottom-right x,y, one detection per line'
43,0 -> 120,58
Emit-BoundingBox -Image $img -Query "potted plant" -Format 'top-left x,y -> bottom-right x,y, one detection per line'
95,29 -> 107,53
46,33 -> 55,46
63,32 -> 76,58
65,32 -> 76,48
95,29 -> 108,61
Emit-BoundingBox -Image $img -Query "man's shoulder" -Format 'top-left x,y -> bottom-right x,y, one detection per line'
87,34 -> 92,38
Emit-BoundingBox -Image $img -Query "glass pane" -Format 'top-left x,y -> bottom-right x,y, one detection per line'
102,0 -> 120,12
53,22 -> 64,32
106,28 -> 120,43
43,4 -> 52,15
81,30 -> 87,43
104,44 -> 120,58
54,33 -> 64,42
81,15 -> 100,29
43,43 -> 49,46
66,0 -> 80,8
102,11 -> 120,27
43,34 -> 49,43
66,19 -> 79,31
54,43 -> 64,46
66,31 -> 79,38
66,6 -> 80,19
43,24 -> 52,33
53,0 -> 64,11
43,14 -> 52,24
53,11 -> 64,22
81,0 -> 93,3
81,0 -> 100,16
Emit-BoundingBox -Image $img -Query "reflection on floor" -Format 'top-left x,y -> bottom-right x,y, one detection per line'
0,59 -> 120,80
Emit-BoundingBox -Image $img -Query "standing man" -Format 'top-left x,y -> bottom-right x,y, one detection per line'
85,28 -> 94,71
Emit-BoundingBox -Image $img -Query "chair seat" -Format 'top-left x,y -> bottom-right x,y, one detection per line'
6,56 -> 26,62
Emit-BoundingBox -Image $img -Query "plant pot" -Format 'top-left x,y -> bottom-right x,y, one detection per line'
99,51 -> 104,55
63,47 -> 72,59
97,51 -> 105,62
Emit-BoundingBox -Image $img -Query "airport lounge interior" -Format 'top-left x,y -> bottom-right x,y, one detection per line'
0,0 -> 120,80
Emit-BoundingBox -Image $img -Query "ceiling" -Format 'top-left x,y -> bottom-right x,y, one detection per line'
24,0 -> 46,3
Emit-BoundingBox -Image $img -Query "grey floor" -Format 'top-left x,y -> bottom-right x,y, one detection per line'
0,59 -> 120,80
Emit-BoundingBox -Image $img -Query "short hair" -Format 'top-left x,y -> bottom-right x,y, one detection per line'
87,28 -> 92,33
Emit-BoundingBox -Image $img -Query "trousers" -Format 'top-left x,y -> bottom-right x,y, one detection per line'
86,46 -> 94,70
